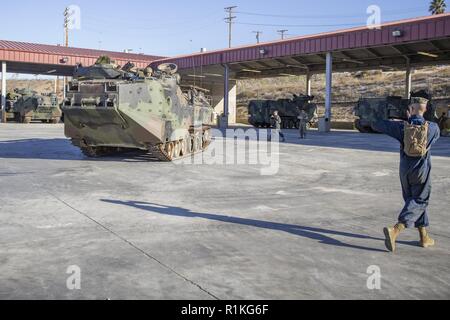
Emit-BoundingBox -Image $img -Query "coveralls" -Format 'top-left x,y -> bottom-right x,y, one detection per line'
373,116 -> 440,228
298,111 -> 308,139
272,115 -> 285,141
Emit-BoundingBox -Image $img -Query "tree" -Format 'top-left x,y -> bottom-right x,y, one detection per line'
429,0 -> 447,15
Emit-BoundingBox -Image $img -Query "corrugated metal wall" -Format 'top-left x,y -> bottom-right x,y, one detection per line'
0,40 -> 159,69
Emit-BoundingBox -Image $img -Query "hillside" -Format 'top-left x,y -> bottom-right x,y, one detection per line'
4,79 -> 65,99
3,65 -> 450,125
236,65 -> 450,123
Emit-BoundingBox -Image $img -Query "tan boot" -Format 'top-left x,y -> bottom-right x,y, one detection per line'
419,227 -> 435,248
384,223 -> 405,252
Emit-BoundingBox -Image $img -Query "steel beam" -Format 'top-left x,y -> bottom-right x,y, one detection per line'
306,71 -> 312,96
222,64 -> 230,129
405,61 -> 412,99
1,62 -> 6,123
325,52 -> 333,121
63,77 -> 67,100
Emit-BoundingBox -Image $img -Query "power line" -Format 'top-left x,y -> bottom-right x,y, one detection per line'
236,22 -> 362,28
234,7 -> 426,19
82,10 -> 224,30
224,6 -> 237,48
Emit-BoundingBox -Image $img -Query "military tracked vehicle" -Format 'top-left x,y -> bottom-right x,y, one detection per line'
6,89 -> 61,123
354,90 -> 438,133
248,94 -> 318,129
62,56 -> 216,161
436,104 -> 450,136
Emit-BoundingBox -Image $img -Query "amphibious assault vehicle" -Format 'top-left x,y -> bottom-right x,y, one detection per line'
436,104 -> 450,136
248,94 -> 318,129
62,56 -> 216,161
354,90 -> 438,133
6,89 -> 61,123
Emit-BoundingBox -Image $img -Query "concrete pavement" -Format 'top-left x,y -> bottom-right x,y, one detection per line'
0,123 -> 449,300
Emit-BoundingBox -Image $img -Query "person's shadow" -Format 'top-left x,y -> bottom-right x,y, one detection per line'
100,199 -> 416,253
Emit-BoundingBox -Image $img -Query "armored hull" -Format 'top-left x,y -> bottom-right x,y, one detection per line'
248,94 -> 317,129
6,90 -> 61,123
354,91 -> 438,133
436,104 -> 450,136
62,61 -> 216,161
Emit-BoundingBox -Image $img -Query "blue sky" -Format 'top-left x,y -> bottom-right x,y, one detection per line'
0,0 -> 435,57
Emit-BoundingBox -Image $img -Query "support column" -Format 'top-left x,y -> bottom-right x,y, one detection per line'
1,61 -> 7,123
319,52 -> 332,132
63,76 -> 67,100
325,52 -> 332,121
306,71 -> 312,96
405,63 -> 412,99
55,77 -> 59,94
221,64 -> 230,129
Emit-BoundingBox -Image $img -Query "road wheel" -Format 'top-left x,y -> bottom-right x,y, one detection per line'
203,130 -> 211,149
174,141 -> 181,159
187,135 -> 194,154
80,145 -> 102,157
180,139 -> 188,156
196,135 -> 203,152
192,133 -> 200,153
165,142 -> 174,160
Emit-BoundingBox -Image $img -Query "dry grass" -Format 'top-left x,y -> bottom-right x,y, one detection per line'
3,67 -> 450,125
237,65 -> 450,123
3,80 -> 65,99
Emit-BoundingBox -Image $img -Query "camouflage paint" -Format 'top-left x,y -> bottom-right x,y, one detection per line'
6,89 -> 61,123
62,70 -> 215,151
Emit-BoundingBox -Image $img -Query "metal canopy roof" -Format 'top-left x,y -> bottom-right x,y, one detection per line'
150,13 -> 450,84
0,40 -> 163,76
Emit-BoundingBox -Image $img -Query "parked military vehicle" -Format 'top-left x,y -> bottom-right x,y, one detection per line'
354,90 -> 438,133
5,89 -> 61,123
62,56 -> 216,161
248,94 -> 318,129
436,104 -> 450,136
5,91 -> 20,119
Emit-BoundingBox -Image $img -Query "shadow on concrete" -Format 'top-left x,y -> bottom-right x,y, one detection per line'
282,130 -> 450,157
101,199 -> 397,253
0,139 -> 165,162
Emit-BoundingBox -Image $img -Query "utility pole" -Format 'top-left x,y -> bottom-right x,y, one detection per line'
277,29 -> 288,40
224,6 -> 237,48
63,7 -> 70,100
252,31 -> 262,44
64,7 -> 70,47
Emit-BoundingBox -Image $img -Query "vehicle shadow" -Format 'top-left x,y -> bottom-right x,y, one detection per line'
100,199 -> 414,253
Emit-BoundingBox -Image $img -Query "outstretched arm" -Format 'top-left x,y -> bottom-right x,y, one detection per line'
371,120 -> 403,142
428,122 -> 441,148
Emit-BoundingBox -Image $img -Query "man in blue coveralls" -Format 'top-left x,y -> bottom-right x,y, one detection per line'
371,97 -> 440,252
